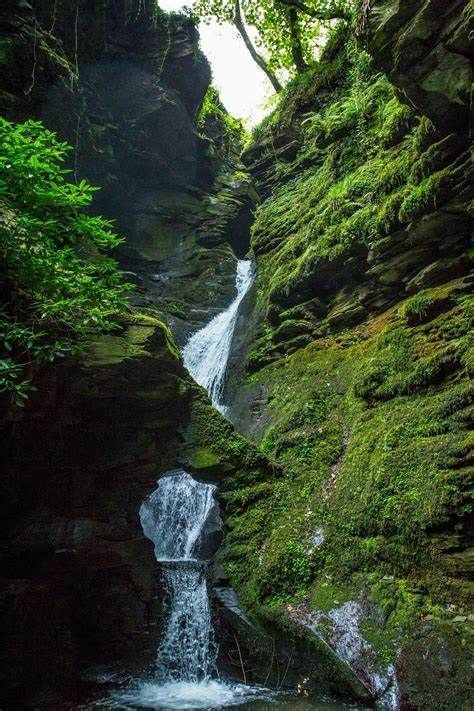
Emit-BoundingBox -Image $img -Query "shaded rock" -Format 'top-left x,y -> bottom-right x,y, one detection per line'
194,500 -> 224,560
405,256 -> 471,293
0,579 -> 75,708
368,0 -> 473,135
0,319 -> 187,702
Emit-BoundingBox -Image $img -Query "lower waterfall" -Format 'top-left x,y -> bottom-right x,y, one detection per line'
110,469 -> 271,709
140,470 -> 217,684
182,259 -> 254,414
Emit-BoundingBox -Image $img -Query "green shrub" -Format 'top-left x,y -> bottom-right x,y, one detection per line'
0,118 -> 130,404
197,85 -> 246,154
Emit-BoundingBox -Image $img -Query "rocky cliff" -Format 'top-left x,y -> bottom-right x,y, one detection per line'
1,0 -> 472,707
0,0 -> 255,705
1,0 -> 253,341
221,3 -> 472,708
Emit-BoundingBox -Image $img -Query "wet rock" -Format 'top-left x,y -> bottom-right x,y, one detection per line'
214,590 -> 371,702
194,500 -> 224,560
368,0 -> 473,135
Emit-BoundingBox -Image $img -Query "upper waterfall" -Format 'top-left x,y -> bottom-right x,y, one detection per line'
182,259 -> 254,414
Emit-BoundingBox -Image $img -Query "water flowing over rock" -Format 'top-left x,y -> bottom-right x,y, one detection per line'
155,562 -> 217,683
326,602 -> 399,710
140,470 -> 217,562
289,601 -> 400,710
140,470 -> 218,683
110,469 -> 272,709
183,260 -> 254,413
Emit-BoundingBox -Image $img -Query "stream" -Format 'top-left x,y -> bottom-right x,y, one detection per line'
88,259 -> 373,709
183,259 -> 254,415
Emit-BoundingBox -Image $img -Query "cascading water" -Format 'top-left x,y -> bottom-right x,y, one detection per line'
139,470 -> 217,684
99,263 -> 373,710
183,259 -> 254,414
109,469 -> 272,709
140,470 -> 216,562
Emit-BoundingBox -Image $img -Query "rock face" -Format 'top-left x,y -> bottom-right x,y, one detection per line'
0,319 -> 187,704
0,0 -> 251,340
0,315 -> 277,706
367,0 -> 473,134
218,8 -> 472,710
0,2 -> 256,705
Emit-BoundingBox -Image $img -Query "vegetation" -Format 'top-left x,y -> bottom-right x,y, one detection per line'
0,119 -> 129,405
247,41 -> 459,316
218,28 -> 473,701
197,85 -> 246,155
193,0 -> 354,88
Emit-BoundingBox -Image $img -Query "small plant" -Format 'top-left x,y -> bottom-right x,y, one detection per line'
0,118 -> 130,404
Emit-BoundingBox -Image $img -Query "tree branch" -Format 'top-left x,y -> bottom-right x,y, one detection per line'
276,0 -> 350,20
234,0 -> 282,93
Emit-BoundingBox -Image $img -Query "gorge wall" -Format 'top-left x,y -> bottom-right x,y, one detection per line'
221,2 -> 472,708
0,1 -> 258,706
1,0 -> 254,340
1,0 -> 472,708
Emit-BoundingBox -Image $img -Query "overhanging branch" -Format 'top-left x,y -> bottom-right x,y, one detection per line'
234,0 -> 282,93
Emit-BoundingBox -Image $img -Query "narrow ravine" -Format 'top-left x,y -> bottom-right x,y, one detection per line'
182,259 -> 254,414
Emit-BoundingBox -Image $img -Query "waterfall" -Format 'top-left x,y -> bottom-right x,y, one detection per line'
182,259 -> 254,414
139,470 -> 217,683
140,470 -> 216,562
108,469 -> 271,709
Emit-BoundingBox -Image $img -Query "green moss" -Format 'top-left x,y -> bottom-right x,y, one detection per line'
398,169 -> 451,221
197,85 -> 246,155
310,579 -> 354,613
188,447 -> 223,471
246,41 -> 463,349
401,287 -> 454,325
221,28 -> 471,706
222,288 -> 472,611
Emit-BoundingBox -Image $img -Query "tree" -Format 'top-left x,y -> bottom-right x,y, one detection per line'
233,0 -> 282,93
193,0 -> 353,88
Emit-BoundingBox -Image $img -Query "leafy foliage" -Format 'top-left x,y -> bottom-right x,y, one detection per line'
197,85 -> 246,152
0,119 -> 129,405
193,0 -> 354,77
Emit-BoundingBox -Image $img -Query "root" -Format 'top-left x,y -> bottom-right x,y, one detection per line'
24,20 -> 38,95
232,631 -> 247,684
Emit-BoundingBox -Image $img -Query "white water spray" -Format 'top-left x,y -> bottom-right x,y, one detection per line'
183,259 -> 254,414
140,470 -> 217,683
110,470 -> 271,709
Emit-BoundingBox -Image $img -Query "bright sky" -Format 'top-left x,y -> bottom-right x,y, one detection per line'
158,0 -> 274,125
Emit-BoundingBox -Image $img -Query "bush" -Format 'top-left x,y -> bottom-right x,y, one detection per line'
0,118 -> 130,405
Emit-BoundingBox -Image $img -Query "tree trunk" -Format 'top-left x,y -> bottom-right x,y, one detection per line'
233,0 -> 282,93
288,7 -> 307,73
